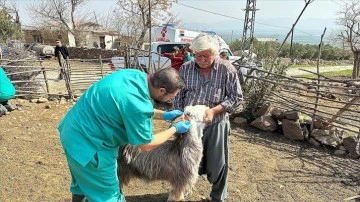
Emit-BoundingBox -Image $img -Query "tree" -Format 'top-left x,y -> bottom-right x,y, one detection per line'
229,39 -> 242,52
27,0 -> 94,47
115,0 -> 179,49
0,1 -> 23,42
336,0 -> 360,78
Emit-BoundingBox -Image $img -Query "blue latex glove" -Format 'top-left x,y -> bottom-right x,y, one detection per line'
163,110 -> 184,121
173,121 -> 192,133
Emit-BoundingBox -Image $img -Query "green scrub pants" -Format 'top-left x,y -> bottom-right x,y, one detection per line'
64,149 -> 125,202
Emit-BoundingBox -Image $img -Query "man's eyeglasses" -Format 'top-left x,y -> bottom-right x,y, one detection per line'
164,90 -> 176,102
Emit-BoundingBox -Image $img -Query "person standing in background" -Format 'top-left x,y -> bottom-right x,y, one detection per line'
54,39 -> 69,80
183,44 -> 194,62
163,45 -> 185,71
220,51 -> 229,60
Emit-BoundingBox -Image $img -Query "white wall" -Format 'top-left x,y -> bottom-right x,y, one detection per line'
67,32 -> 76,47
84,33 -> 118,49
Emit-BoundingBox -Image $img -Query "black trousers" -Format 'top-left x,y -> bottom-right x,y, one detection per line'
199,118 -> 230,201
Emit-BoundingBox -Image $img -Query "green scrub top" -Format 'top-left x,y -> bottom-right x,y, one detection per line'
0,67 -> 16,102
58,69 -> 154,166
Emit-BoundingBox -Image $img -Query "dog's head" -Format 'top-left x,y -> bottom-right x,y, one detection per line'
183,105 -> 208,134
184,105 -> 208,122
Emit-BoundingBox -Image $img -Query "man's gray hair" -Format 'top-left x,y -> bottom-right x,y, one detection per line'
189,34 -> 219,55
149,67 -> 185,93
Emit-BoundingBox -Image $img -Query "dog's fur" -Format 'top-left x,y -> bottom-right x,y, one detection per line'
117,105 -> 207,201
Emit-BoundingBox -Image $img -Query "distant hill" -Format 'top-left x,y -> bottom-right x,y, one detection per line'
182,17 -> 338,33
182,18 -> 341,45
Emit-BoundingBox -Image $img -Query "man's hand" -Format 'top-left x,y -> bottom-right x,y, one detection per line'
163,110 -> 184,121
173,121 -> 191,133
203,108 -> 215,123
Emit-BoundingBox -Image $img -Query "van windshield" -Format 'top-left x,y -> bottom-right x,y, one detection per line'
219,48 -> 233,56
156,44 -> 184,55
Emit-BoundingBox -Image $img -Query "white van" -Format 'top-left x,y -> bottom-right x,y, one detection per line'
153,25 -> 239,61
109,25 -> 240,70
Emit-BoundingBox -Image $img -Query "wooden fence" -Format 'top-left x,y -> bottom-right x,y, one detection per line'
2,56 -> 359,135
1,57 -> 114,99
243,65 -> 360,135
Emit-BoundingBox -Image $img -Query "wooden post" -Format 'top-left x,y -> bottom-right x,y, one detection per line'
39,59 -> 50,95
148,0 -> 152,73
41,67 -> 50,94
64,58 -> 73,99
157,47 -> 161,72
99,55 -> 104,78
329,95 -> 360,123
310,27 -> 326,132
125,44 -> 129,68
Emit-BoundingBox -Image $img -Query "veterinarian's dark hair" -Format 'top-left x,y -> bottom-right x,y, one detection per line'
149,67 -> 185,93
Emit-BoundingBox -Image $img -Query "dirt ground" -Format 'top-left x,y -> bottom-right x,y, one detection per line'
1,60 -> 360,202
0,99 -> 360,202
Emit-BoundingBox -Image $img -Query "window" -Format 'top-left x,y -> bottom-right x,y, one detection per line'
219,48 -> 233,56
156,44 -> 185,55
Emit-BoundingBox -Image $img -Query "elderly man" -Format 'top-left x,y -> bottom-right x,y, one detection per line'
173,34 -> 243,202
58,67 -> 191,202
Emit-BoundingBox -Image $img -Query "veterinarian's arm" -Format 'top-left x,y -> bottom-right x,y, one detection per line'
153,109 -> 184,121
139,127 -> 176,151
153,109 -> 164,119
139,121 -> 191,152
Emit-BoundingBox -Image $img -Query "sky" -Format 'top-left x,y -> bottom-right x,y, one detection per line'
11,0 -> 344,44
168,0 -> 343,41
12,0 -> 342,26
170,0 -> 341,23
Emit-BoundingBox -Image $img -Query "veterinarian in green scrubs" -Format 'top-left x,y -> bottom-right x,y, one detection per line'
58,68 -> 191,202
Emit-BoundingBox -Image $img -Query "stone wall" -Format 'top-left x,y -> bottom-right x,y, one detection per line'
68,47 -> 125,60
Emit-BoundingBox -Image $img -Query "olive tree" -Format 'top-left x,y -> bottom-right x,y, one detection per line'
0,0 -> 22,43
27,0 -> 93,47
115,0 -> 179,49
336,0 -> 360,78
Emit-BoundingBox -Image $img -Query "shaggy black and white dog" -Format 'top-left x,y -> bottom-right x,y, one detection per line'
117,105 -> 207,201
